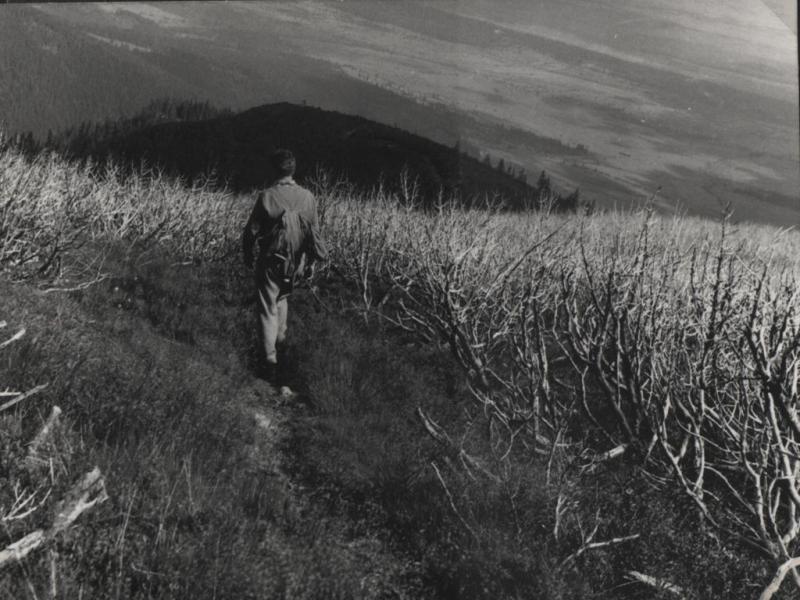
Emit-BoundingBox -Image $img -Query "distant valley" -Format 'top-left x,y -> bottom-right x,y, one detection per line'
0,1 -> 797,224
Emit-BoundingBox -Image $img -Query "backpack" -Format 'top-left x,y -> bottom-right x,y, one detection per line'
262,208 -> 311,295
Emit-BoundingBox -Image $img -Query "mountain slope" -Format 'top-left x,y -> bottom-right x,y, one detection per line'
1,1 -> 796,223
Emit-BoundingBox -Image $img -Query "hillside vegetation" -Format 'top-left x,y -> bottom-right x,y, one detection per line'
1,140 -> 799,599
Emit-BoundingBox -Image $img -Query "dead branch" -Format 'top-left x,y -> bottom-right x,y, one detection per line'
627,570 -> 685,598
0,384 -> 48,413
417,407 -> 500,482
560,533 -> 640,568
38,273 -> 108,294
582,443 -> 629,474
759,557 -> 800,600
0,327 -> 25,349
2,485 -> 51,522
51,467 -> 108,533
0,467 -> 108,571
27,405 -> 62,460
430,461 -> 478,541
0,531 -> 45,568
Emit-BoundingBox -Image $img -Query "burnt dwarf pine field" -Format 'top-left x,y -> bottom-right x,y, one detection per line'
1,137 -> 799,599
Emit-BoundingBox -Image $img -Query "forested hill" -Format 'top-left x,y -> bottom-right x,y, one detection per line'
32,101 -> 574,209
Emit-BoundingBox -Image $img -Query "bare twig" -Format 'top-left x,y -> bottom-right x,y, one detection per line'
0,384 -> 48,413
38,273 -> 108,294
560,533 -> 640,568
0,327 -> 25,349
430,461 -> 478,541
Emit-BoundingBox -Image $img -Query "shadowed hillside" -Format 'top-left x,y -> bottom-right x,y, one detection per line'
40,101 -> 566,208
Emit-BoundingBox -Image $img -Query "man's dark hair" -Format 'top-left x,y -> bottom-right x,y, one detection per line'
270,149 -> 296,178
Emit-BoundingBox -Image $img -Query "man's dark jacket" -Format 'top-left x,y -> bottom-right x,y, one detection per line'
242,177 -> 327,273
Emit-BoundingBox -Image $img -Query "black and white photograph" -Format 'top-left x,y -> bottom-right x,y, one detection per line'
0,1 -> 798,598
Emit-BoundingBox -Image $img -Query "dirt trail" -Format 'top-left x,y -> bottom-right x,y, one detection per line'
245,382 -> 292,493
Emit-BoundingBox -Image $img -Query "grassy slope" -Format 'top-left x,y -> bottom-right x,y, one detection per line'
3,244 -> 763,600
0,246 -> 423,599
3,146 -> 798,598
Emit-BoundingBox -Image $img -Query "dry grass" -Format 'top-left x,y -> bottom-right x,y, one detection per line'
317,179 -> 800,597
0,144 -> 243,279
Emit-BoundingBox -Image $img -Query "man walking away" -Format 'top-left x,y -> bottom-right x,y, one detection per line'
243,149 -> 327,387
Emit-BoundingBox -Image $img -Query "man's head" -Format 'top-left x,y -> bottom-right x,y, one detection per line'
270,149 -> 296,179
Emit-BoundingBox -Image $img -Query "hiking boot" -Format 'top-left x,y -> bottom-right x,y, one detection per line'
260,362 -> 280,387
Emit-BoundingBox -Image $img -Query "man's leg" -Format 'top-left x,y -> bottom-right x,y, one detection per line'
276,297 -> 288,345
256,273 -> 282,371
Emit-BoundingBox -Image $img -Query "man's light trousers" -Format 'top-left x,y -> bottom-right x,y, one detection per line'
256,269 -> 288,365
